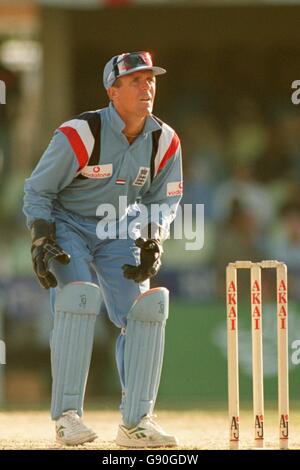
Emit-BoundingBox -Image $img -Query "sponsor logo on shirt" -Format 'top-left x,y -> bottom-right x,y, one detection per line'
133,167 -> 150,187
81,164 -> 113,179
167,181 -> 183,197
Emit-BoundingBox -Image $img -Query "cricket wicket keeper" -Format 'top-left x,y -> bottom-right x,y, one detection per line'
23,51 -> 183,447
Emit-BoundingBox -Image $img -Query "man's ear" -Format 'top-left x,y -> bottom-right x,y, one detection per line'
107,87 -> 118,102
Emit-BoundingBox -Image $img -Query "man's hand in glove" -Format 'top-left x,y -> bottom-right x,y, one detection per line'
122,237 -> 163,283
30,219 -> 71,289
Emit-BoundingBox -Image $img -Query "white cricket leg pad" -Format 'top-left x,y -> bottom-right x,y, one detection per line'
122,287 -> 169,428
51,282 -> 101,420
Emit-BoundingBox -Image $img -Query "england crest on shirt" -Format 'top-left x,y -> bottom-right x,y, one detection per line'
133,167 -> 150,187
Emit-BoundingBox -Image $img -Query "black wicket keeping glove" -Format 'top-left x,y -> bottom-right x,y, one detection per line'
30,219 -> 71,289
122,237 -> 163,283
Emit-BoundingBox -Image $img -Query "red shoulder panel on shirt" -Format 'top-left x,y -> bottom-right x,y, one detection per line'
59,126 -> 89,171
157,132 -> 180,174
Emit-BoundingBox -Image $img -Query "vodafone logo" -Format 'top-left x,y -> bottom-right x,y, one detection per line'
167,181 -> 183,197
81,164 -> 113,179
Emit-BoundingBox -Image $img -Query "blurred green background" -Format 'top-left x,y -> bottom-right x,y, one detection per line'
0,0 -> 300,411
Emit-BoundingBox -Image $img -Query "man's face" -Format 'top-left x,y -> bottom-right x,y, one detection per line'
108,70 -> 156,119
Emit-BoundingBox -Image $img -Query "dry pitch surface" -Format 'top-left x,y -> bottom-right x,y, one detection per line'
0,409 -> 299,450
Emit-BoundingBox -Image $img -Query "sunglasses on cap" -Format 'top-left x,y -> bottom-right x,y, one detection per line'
110,52 -> 153,81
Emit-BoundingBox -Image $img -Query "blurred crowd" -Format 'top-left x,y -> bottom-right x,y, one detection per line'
174,97 -> 300,300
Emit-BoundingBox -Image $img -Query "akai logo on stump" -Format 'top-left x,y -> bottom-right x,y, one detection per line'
167,181 -> 183,197
230,416 -> 239,439
81,164 -> 113,179
278,279 -> 288,330
255,414 -> 264,439
252,280 -> 262,330
227,281 -> 237,331
280,414 -> 289,438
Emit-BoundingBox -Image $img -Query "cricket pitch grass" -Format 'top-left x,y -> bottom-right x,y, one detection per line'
0,409 -> 299,450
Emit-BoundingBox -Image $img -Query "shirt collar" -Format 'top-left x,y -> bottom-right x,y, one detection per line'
108,102 -> 162,135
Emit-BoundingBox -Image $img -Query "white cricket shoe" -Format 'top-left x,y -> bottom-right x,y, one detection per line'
116,415 -> 178,448
55,410 -> 97,446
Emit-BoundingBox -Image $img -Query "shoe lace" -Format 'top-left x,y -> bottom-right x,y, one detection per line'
64,411 -> 83,428
142,414 -> 163,432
